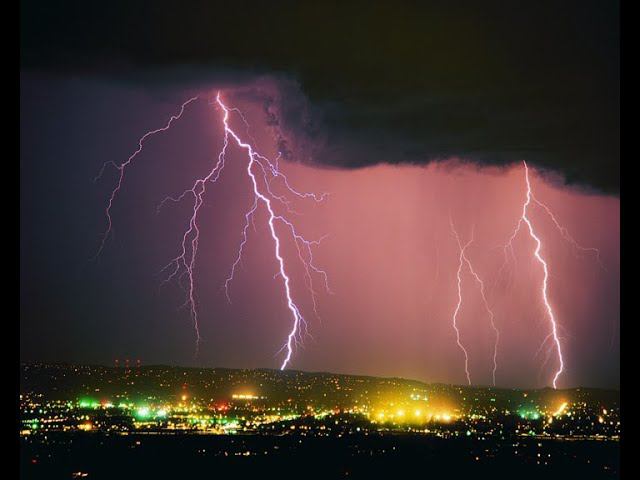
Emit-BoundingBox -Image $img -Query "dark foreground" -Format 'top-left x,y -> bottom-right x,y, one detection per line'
21,432 -> 619,480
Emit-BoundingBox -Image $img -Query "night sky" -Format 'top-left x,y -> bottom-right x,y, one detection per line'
20,1 -> 619,388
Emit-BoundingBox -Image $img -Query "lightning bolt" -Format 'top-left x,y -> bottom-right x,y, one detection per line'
156,101 -> 230,350
503,161 -> 564,388
530,195 -> 604,269
450,219 -> 500,386
95,96 -> 200,258
215,93 -> 331,369
450,217 -> 473,386
98,91 -> 330,368
465,261 -> 500,387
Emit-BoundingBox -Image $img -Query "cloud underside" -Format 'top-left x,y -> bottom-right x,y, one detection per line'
20,0 -> 619,193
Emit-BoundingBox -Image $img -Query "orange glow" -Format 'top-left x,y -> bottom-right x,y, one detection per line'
553,401 -> 568,417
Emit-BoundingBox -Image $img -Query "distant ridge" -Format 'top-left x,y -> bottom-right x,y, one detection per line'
20,362 -> 619,395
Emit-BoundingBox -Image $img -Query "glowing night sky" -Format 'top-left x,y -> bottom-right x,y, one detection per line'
20,0 -> 619,388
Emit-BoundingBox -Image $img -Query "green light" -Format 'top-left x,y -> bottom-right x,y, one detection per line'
136,406 -> 151,419
518,409 -> 541,420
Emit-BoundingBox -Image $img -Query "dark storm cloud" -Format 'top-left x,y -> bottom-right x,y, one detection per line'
21,0 -> 619,192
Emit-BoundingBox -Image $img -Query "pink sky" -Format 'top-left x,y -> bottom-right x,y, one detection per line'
123,93 -> 619,389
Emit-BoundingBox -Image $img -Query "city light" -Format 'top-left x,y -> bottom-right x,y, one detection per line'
136,407 -> 151,419
553,402 -> 568,417
20,364 -> 619,443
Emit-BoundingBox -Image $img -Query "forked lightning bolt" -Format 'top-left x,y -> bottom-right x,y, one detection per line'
97,92 -> 330,369
215,93 -> 330,369
95,96 -> 200,258
503,161 -> 564,388
530,195 -> 604,269
95,93 -> 597,384
450,218 -> 473,386
450,219 -> 500,386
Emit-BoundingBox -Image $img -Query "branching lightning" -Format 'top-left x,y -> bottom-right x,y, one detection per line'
450,217 -> 473,386
94,90 -> 604,387
530,195 -> 604,269
95,96 -> 200,258
502,161 -> 564,388
97,92 -> 330,369
450,218 -> 500,386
